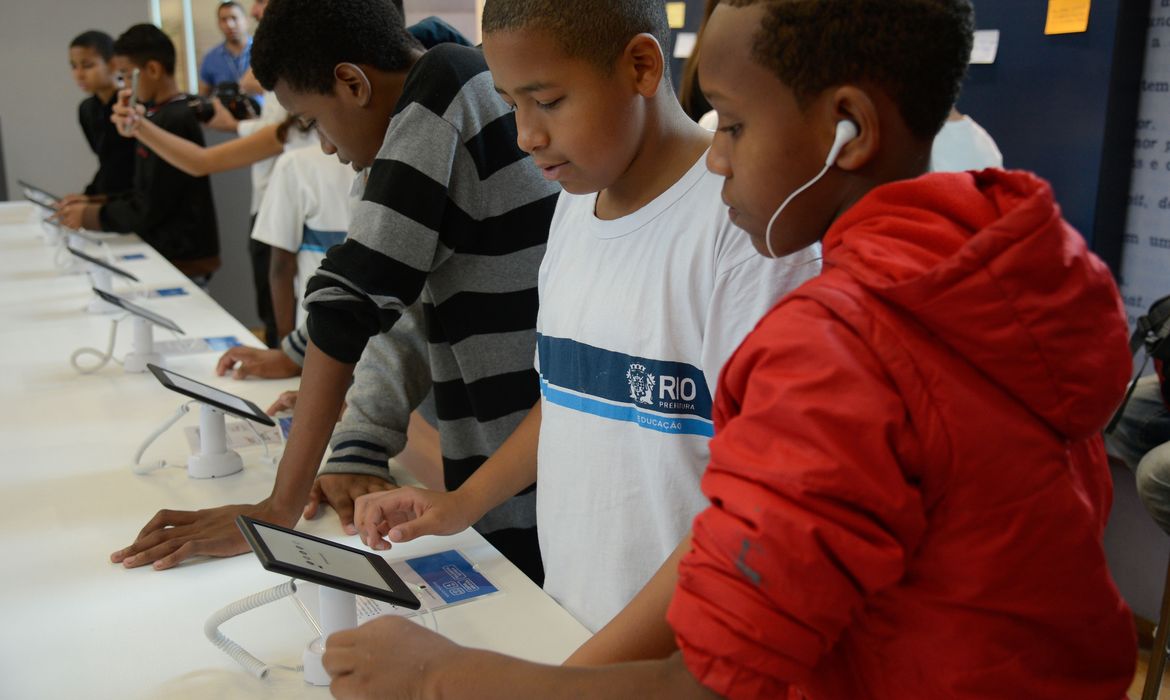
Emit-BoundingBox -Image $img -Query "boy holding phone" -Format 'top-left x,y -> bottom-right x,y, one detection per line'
55,25 -> 220,283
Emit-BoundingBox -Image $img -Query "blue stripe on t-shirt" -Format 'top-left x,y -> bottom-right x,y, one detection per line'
300,226 -> 347,254
537,334 -> 713,436
540,381 -> 714,437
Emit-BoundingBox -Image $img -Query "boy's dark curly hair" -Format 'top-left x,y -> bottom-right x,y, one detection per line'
113,24 -> 176,75
724,0 -> 974,140
70,30 -> 115,62
482,0 -> 672,78
252,0 -> 422,94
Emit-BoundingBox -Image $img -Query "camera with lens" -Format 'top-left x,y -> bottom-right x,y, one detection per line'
189,81 -> 260,123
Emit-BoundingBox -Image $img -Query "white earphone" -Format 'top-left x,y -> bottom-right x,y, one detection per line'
764,119 -> 859,258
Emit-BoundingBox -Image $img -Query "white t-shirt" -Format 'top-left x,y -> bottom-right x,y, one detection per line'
238,90 -> 318,214
930,115 -> 1004,173
535,152 -> 821,632
250,146 -> 355,326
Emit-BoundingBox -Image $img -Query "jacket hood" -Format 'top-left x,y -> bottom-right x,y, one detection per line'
821,170 -> 1130,440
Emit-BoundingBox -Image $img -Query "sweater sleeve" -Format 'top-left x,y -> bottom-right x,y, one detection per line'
322,303 -> 433,481
304,104 -> 459,364
667,299 -> 927,699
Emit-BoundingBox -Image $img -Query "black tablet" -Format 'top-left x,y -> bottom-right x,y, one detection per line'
147,364 -> 275,426
68,246 -> 140,282
17,179 -> 60,210
94,288 -> 182,334
237,516 -> 421,610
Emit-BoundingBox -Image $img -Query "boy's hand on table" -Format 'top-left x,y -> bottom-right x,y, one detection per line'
305,474 -> 399,536
57,193 -> 90,208
353,487 -> 474,551
267,389 -> 299,414
215,346 -> 301,380
110,499 -> 298,570
51,202 -> 87,230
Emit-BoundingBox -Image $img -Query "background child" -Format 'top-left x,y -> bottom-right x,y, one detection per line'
249,144 -> 354,339
322,1 -> 1138,698
55,24 -> 220,283
59,30 -> 136,206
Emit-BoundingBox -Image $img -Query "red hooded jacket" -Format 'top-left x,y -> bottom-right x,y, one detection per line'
668,170 -> 1136,699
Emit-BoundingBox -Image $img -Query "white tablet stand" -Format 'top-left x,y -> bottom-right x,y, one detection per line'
86,266 -> 120,314
122,316 -> 163,373
187,404 -> 244,479
302,587 -> 358,686
39,217 -> 63,246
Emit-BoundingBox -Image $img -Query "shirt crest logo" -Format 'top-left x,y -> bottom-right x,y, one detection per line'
626,363 -> 656,405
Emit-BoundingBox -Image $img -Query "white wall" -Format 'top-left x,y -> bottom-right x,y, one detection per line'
0,0 -> 151,197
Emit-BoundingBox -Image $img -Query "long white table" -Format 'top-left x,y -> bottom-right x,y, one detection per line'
0,203 -> 590,699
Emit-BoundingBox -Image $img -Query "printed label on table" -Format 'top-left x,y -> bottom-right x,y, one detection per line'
146,287 -> 188,298
118,253 -> 147,261
155,335 -> 242,356
184,419 -> 283,452
405,550 -> 498,605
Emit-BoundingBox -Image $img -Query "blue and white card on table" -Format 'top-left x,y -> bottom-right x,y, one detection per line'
406,550 -> 498,604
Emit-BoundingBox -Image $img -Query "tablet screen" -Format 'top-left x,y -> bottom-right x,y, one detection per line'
166,371 -> 262,420
148,365 -> 274,426
94,289 -> 181,333
69,247 -> 140,282
253,522 -> 396,592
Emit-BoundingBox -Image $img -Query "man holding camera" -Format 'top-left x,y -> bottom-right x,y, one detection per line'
198,0 -> 258,107
199,0 -> 302,348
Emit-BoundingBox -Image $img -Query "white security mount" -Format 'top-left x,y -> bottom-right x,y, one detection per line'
187,404 -> 244,479
86,266 -> 120,314
122,316 -> 163,373
302,587 -> 358,686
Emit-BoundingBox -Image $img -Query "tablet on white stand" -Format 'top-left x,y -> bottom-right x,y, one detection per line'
70,247 -> 139,315
87,267 -> 119,314
148,365 -> 276,479
93,289 -> 176,373
237,517 -> 421,686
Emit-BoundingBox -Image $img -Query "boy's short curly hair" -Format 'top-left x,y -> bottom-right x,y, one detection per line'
725,0 -> 974,140
113,24 -> 176,76
252,0 -> 422,94
70,30 -> 115,62
482,0 -> 671,77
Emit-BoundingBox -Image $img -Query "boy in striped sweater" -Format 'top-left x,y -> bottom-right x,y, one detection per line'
111,0 -> 557,583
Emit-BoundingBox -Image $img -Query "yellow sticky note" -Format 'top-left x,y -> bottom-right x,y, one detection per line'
1045,0 -> 1092,35
666,2 -> 686,29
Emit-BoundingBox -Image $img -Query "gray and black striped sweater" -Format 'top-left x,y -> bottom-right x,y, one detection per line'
303,44 -> 559,535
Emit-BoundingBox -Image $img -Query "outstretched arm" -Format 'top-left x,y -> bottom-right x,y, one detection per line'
110,89 -> 284,176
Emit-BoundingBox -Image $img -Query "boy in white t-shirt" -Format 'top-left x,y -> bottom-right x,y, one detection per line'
350,0 -> 818,656
250,144 -> 355,339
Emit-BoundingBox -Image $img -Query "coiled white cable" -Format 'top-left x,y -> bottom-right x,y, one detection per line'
204,579 -> 299,679
131,400 -> 194,474
205,580 -> 438,681
70,317 -> 126,374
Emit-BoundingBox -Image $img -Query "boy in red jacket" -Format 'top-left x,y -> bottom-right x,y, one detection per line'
320,1 -> 1138,698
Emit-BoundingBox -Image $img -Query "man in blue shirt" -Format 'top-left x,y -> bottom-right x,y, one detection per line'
199,1 -> 254,97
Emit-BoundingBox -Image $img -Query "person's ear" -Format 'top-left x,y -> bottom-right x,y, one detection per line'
144,59 -> 166,82
624,33 -> 665,97
334,62 -> 373,107
827,86 -> 880,172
